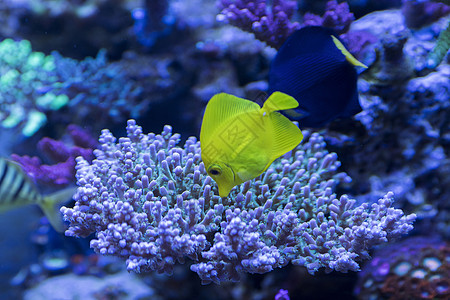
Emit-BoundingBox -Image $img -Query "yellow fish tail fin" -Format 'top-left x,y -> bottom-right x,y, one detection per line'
331,35 -> 368,68
262,92 -> 299,114
40,187 -> 76,232
264,112 -> 303,171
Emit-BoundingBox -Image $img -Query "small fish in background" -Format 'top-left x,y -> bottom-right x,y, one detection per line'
268,26 -> 368,128
200,92 -> 303,197
0,158 -> 75,232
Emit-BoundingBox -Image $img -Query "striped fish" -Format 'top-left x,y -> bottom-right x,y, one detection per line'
0,158 -> 76,232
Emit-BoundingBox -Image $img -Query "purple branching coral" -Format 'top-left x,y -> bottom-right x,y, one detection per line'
275,289 -> 290,300
355,236 -> 450,299
217,0 -> 357,49
12,125 -> 96,187
131,0 -> 175,48
302,0 -> 355,35
402,0 -> 450,29
61,120 -> 416,284
217,0 -> 301,48
302,0 -> 369,57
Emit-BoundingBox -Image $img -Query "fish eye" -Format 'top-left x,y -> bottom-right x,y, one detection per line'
208,166 -> 222,176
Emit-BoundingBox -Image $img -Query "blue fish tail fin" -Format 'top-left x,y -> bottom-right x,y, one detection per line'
262,92 -> 299,114
40,187 -> 76,232
340,91 -> 362,118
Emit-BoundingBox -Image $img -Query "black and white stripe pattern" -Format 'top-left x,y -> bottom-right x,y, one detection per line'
0,159 -> 41,207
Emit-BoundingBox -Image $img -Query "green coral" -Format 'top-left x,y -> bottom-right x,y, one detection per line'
28,0 -> 102,18
0,37 -> 163,136
0,38 -> 65,136
427,20 -> 450,68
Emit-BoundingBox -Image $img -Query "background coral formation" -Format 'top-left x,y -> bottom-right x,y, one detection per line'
0,39 -> 67,136
355,236 -> 450,299
61,120 -> 415,284
0,0 -> 449,299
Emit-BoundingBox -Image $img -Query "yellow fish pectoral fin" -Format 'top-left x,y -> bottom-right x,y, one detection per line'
40,187 -> 76,232
236,169 -> 258,183
262,92 -> 299,114
200,93 -> 260,149
267,112 -> 303,163
331,35 -> 368,68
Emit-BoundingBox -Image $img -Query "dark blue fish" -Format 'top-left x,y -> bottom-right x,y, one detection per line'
268,26 -> 367,128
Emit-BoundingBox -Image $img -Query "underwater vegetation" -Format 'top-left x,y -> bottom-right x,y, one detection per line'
337,8 -> 450,240
61,120 -> 415,284
132,0 -> 176,48
402,0 -> 450,29
23,270 -> 154,300
0,0 -> 134,59
355,236 -> 450,299
274,289 -> 290,300
217,0 -> 357,49
427,19 -> 450,68
11,124 -> 97,188
0,38 -> 172,137
0,0 -> 449,299
301,0 -> 355,34
0,39 -> 68,136
217,0 -> 301,49
49,50 -> 148,127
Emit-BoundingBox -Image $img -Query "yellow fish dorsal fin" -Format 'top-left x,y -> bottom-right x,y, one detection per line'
261,92 -> 304,171
331,35 -> 368,68
261,91 -> 299,114
200,93 -> 260,148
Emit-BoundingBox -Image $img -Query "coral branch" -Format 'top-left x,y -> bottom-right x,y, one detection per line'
61,120 -> 415,284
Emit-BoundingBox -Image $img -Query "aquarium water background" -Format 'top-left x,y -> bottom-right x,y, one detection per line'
0,0 -> 449,299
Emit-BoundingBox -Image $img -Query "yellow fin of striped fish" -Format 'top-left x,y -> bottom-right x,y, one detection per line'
40,187 -> 76,232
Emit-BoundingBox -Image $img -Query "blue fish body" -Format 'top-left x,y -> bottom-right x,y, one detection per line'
268,26 -> 363,128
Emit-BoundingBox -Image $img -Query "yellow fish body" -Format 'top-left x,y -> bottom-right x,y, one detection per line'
200,92 -> 303,197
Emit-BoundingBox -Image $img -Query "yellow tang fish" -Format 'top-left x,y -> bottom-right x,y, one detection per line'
0,158 -> 76,232
200,92 -> 303,197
